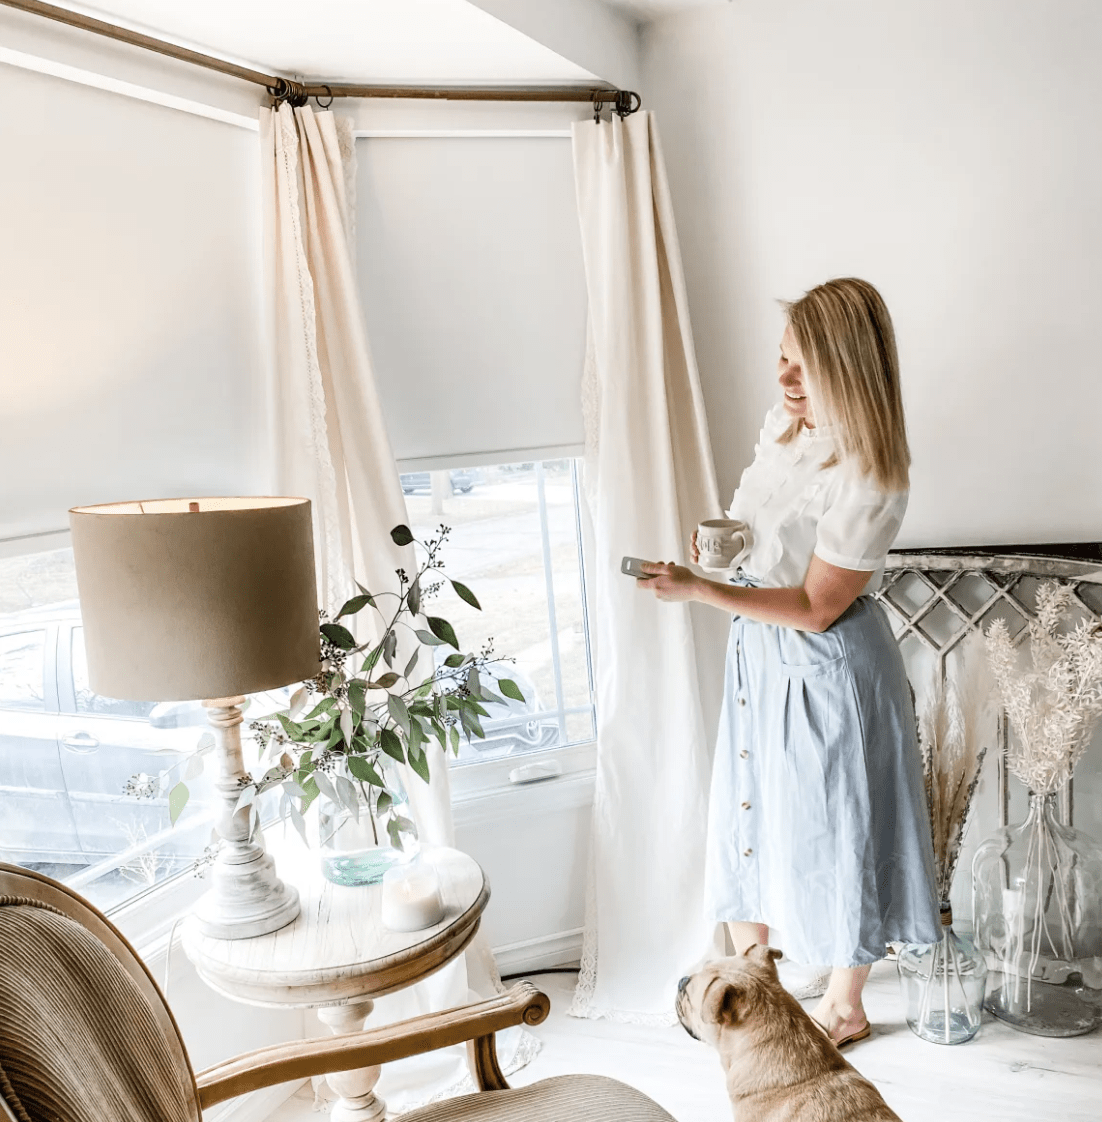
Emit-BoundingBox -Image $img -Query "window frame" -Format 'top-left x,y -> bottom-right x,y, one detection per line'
443,457 -> 598,801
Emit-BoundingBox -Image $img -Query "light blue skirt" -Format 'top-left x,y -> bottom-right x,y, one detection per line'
703,584 -> 941,966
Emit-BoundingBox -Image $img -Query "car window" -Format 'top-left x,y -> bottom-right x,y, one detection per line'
72,628 -> 157,720
0,630 -> 46,710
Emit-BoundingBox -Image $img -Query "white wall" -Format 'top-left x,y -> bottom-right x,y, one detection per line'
641,0 -> 1102,549
640,0 -> 1102,925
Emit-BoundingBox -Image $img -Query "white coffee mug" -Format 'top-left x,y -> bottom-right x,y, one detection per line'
697,518 -> 752,571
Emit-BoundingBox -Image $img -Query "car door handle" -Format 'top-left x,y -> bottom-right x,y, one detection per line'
62,732 -> 100,753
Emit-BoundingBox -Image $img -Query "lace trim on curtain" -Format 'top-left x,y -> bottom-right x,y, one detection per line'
276,104 -> 348,612
567,840 -> 678,1027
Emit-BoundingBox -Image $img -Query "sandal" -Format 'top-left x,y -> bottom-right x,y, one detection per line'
811,1016 -> 871,1049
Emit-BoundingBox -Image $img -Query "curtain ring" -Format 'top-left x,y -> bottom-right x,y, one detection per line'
315,85 -> 334,110
592,92 -> 603,124
614,90 -> 642,118
267,77 -> 309,107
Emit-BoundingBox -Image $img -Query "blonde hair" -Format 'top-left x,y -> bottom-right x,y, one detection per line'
779,277 -> 910,492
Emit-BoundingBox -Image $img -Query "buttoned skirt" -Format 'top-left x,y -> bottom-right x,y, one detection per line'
703,590 -> 941,966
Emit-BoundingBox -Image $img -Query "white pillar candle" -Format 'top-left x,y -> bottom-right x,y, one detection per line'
381,858 -> 445,931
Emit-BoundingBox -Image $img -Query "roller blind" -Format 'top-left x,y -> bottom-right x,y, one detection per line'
0,65 -> 268,555
355,136 -> 588,470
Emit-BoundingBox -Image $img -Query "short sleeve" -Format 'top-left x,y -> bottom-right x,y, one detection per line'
814,477 -> 908,572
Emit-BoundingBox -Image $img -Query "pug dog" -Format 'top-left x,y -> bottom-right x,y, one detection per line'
676,946 -> 903,1121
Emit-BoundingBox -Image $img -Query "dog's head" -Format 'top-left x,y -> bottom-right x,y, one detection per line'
676,944 -> 785,1046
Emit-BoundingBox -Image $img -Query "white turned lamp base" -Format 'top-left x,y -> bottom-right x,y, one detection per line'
195,696 -> 301,940
192,851 -> 301,939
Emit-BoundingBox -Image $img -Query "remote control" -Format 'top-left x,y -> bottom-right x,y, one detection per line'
621,556 -> 655,580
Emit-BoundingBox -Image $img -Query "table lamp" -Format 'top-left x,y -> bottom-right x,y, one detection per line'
69,496 -> 321,940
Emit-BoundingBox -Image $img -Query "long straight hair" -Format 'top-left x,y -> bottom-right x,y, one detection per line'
780,278 -> 910,492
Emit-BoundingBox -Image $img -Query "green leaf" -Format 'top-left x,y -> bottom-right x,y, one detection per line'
370,672 -> 400,689
467,667 -> 481,697
408,743 -> 430,784
313,769 -> 338,803
403,647 -> 419,681
498,677 -> 526,703
387,693 -> 411,737
460,707 -> 485,740
288,687 -> 309,718
321,622 -> 356,650
390,524 -> 415,547
235,785 -> 257,812
408,715 -> 424,758
335,775 -> 360,819
288,803 -> 308,844
347,679 -> 367,717
376,790 -> 394,817
195,731 -> 215,754
443,653 -> 465,669
415,629 -> 447,647
450,579 -> 481,610
362,646 -> 383,675
347,755 -> 385,786
306,697 -> 337,718
408,576 -> 421,617
383,630 -> 398,667
183,753 -> 205,781
425,615 -> 460,650
449,725 -> 460,755
168,781 -> 190,825
387,817 -> 403,850
336,593 -> 374,619
380,727 -> 405,764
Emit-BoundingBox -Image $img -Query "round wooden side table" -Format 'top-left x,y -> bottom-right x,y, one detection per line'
182,844 -> 489,1122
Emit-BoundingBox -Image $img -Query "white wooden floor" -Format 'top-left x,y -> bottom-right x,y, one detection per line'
268,963 -> 1101,1122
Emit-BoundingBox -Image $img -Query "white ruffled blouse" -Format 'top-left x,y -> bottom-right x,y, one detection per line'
726,404 -> 907,594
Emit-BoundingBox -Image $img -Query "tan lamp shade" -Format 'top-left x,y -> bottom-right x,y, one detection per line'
69,497 -> 321,702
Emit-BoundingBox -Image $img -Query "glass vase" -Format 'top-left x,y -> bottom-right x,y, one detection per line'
972,792 -> 1102,1037
897,903 -> 987,1044
317,773 -> 419,887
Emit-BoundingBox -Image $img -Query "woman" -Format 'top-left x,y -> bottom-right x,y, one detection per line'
640,277 -> 940,1048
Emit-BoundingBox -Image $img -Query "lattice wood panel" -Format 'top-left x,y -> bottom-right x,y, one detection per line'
874,552 -> 1102,828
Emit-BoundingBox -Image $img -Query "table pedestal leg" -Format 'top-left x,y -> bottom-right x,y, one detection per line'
317,1000 -> 386,1122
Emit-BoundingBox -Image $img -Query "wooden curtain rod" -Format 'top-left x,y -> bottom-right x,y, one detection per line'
2,0 -> 641,114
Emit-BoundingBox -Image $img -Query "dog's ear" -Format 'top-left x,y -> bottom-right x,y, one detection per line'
701,976 -> 743,1026
743,944 -> 784,971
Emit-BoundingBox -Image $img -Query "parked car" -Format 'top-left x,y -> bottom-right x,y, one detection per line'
0,604 -> 559,866
434,655 -> 560,762
0,603 -> 286,869
400,469 -> 479,496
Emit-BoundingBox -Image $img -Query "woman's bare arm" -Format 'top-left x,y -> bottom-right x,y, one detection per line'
639,554 -> 871,634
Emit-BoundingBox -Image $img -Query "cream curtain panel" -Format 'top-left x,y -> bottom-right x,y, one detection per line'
259,104 -> 532,1107
569,112 -> 725,1023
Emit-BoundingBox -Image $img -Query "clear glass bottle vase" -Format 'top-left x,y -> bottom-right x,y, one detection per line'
972,791 -> 1102,1037
897,903 -> 987,1044
316,769 -> 419,887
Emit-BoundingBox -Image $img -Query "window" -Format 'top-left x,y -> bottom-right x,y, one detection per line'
0,631 -> 46,711
401,459 -> 595,771
0,547 -> 252,914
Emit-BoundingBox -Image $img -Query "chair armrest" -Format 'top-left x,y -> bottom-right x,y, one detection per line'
195,982 -> 550,1108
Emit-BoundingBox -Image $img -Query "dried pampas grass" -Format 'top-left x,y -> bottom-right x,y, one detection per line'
918,633 -> 993,902
985,582 -> 1102,795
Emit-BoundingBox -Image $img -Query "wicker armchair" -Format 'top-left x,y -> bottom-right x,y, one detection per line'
0,864 -> 673,1122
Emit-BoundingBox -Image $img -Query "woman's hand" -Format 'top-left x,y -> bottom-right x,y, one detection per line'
690,529 -> 700,565
638,561 -> 700,602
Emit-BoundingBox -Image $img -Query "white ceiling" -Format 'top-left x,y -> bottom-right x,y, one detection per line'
49,0 -> 600,84
603,0 -> 727,19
